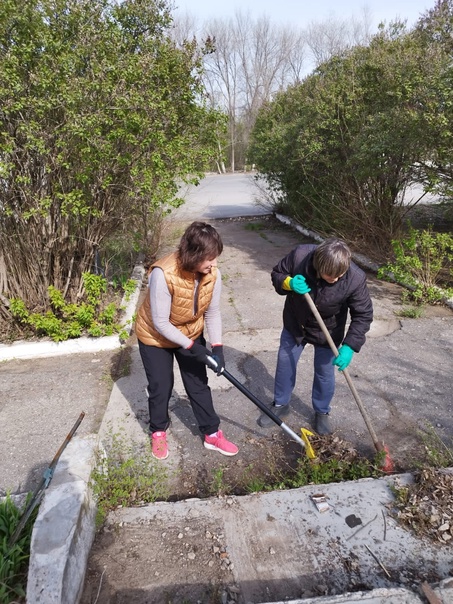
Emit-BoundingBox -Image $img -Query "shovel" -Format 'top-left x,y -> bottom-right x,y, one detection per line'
205,356 -> 316,458
303,292 -> 394,472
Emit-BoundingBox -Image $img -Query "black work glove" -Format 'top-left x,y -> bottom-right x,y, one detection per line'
211,345 -> 225,376
179,341 -> 209,364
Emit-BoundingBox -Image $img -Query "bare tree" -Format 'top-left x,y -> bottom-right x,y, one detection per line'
202,11 -> 306,171
306,8 -> 373,67
235,14 -> 305,131
171,10 -> 200,46
201,18 -> 241,171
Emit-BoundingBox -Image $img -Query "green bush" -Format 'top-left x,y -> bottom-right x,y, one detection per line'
378,227 -> 453,304
0,494 -> 37,603
9,272 -> 130,342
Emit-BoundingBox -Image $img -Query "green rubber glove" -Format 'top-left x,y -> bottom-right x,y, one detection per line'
289,274 -> 311,295
332,344 -> 354,371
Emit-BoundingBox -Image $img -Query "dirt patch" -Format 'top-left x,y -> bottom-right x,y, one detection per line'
81,520 -> 240,604
391,468 -> 453,545
80,430 -> 453,603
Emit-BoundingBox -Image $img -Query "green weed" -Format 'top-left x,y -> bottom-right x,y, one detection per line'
244,222 -> 266,231
273,454 -> 382,490
378,227 -> 453,305
10,272 -> 131,342
121,279 -> 136,302
244,476 -> 268,493
0,494 -> 37,603
418,422 -> 453,469
91,430 -> 169,527
395,306 -> 425,318
210,467 -> 227,496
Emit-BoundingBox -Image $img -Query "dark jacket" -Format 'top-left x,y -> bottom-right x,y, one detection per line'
272,244 -> 373,351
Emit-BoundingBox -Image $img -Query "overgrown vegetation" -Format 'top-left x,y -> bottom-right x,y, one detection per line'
419,422 -> 453,469
262,435 -> 385,491
90,426 -> 453,549
0,494 -> 37,604
192,435 -> 386,499
275,452 -> 383,489
378,227 -> 453,304
91,430 -> 169,527
7,273 -> 134,342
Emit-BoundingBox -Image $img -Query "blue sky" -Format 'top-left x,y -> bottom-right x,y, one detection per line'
172,0 -> 434,30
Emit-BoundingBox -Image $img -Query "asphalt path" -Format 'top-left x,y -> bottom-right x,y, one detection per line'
175,172 -> 272,219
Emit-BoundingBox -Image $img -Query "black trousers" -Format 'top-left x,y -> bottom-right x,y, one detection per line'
138,338 -> 220,435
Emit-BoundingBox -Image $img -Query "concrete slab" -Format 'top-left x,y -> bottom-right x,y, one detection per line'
90,472 -> 452,603
27,436 -> 98,604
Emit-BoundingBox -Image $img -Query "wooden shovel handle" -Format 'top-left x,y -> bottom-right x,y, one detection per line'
303,293 -> 381,451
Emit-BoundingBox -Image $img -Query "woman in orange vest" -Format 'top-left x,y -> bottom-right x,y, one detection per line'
136,221 -> 238,460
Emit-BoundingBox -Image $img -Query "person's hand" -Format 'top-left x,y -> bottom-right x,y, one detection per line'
289,274 -> 311,295
180,341 -> 209,364
332,344 -> 354,371
211,345 -> 225,375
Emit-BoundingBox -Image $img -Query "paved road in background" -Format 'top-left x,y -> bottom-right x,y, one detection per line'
176,172 -> 271,220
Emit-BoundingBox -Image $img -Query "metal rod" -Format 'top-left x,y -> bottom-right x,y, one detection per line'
206,356 -> 306,449
9,411 -> 86,547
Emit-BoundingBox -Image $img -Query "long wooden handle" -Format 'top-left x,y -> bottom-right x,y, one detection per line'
8,412 -> 86,547
303,293 -> 381,450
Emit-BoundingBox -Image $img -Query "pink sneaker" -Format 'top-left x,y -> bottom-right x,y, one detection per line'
151,431 -> 168,460
204,430 -> 238,456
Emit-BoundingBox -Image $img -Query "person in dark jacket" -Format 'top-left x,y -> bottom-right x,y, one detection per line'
257,238 -> 373,435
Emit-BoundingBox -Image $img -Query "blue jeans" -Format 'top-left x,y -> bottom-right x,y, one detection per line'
274,327 -> 336,414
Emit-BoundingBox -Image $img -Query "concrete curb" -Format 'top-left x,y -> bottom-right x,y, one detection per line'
26,436 -> 98,603
263,578 -> 453,603
0,263 -> 145,362
102,473 -> 453,604
19,263 -> 145,602
259,587 -> 424,603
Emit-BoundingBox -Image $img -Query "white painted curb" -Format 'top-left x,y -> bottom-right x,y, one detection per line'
26,436 -> 98,604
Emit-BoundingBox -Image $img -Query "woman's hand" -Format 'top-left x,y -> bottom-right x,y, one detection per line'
211,345 -> 225,375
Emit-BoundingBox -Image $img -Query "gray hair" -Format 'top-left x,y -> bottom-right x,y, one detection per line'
313,238 -> 351,278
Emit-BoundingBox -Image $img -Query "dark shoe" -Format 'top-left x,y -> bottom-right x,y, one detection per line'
257,403 -> 290,428
314,412 -> 332,435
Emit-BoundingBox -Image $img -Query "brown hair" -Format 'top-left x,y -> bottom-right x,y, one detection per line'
178,221 -> 223,272
313,238 -> 351,278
